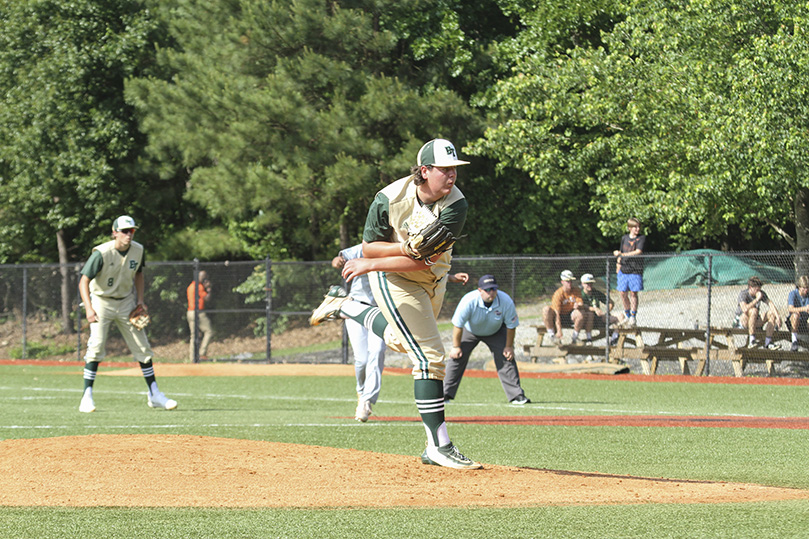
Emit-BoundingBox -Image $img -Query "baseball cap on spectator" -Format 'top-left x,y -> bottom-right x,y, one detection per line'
417,139 -> 470,167
478,274 -> 498,290
580,273 -> 596,284
560,270 -> 575,281
112,215 -> 139,232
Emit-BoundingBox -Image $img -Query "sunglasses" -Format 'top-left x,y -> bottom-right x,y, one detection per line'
117,228 -> 135,235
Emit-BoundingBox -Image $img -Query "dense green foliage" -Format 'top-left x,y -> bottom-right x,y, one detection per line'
1,0 -> 806,263
0,0 -> 187,263
472,0 -> 808,250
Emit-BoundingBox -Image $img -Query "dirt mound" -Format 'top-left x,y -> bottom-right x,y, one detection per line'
1,434 -> 807,508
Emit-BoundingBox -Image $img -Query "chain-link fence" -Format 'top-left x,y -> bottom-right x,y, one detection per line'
1,251 -> 808,377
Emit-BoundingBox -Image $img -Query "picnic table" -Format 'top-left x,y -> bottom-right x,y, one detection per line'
524,324 -> 808,377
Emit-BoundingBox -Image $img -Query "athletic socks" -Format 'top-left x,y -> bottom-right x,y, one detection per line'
83,361 -> 99,389
139,360 -> 157,388
414,379 -> 450,447
341,302 -> 387,339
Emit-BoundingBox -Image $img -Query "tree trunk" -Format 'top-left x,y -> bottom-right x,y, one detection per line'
794,187 -> 809,277
339,219 -> 349,250
56,228 -> 74,335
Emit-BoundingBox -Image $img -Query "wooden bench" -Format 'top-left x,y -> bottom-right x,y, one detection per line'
704,328 -> 807,376
615,327 -> 809,376
523,325 -> 612,364
525,324 -> 809,376
611,327 -> 707,375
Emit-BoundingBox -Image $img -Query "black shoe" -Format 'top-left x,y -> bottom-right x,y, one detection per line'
444,395 -> 453,403
609,335 -> 619,346
791,342 -> 799,352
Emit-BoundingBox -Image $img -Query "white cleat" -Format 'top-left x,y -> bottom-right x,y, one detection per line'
424,443 -> 482,470
309,286 -> 349,326
147,389 -> 178,410
79,390 -> 96,413
355,399 -> 372,422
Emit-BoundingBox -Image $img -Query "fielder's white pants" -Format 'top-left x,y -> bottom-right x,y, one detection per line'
345,318 -> 386,404
84,295 -> 152,363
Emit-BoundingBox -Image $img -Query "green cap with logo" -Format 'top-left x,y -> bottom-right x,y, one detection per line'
112,215 -> 139,232
417,139 -> 470,167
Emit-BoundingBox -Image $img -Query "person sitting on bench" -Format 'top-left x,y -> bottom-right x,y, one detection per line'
735,276 -> 782,349
543,270 -> 587,345
787,275 -> 809,352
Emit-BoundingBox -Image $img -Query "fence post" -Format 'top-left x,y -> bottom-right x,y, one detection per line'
76,266 -> 82,362
192,259 -> 200,363
704,254 -> 713,376
22,267 -> 28,360
604,257 -> 611,362
265,257 -> 272,364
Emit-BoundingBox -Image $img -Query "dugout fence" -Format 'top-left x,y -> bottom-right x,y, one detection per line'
0,250 -> 808,377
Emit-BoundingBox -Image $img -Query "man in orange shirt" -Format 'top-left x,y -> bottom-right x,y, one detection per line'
187,271 -> 213,361
542,270 -> 587,345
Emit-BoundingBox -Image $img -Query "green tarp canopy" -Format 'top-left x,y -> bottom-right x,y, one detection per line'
641,249 -> 794,290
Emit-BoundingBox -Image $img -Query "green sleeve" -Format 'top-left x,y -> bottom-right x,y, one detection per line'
362,193 -> 392,243
438,198 -> 468,238
80,250 -> 104,280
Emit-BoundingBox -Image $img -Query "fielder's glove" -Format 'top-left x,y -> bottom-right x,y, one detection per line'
402,219 -> 459,264
129,305 -> 151,330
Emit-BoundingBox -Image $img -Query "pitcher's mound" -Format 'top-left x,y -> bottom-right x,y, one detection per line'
1,435 -> 806,507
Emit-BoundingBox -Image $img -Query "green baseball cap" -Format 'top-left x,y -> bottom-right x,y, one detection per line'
417,139 -> 470,167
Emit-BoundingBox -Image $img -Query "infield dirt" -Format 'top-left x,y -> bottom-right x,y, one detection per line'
2,362 -> 809,508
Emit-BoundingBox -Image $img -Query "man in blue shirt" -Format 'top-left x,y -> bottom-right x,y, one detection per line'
443,274 -> 530,405
787,275 -> 809,352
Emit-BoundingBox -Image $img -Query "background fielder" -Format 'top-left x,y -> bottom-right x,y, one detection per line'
78,215 -> 177,413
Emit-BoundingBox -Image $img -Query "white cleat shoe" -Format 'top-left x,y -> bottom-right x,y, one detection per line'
424,443 -> 482,470
355,399 -> 372,422
147,389 -> 178,410
309,286 -> 349,326
79,390 -> 96,413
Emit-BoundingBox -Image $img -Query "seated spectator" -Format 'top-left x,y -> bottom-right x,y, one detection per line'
543,270 -> 587,345
735,276 -> 782,349
787,275 -> 809,352
579,273 -> 620,346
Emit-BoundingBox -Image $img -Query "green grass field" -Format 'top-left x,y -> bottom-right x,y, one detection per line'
2,363 -> 809,538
